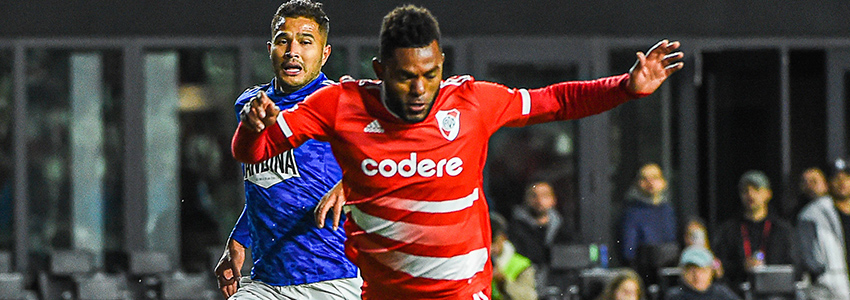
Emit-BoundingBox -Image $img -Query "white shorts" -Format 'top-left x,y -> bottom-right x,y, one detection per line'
229,276 -> 362,300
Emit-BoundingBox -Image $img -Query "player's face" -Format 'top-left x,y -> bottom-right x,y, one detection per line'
374,40 -> 444,123
268,17 -> 331,93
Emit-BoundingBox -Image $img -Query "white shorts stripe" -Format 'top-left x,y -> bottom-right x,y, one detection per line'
519,89 -> 531,115
371,247 -> 488,280
369,188 -> 479,213
276,113 -> 293,138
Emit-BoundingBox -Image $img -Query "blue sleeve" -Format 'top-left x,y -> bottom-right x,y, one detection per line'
228,205 -> 252,248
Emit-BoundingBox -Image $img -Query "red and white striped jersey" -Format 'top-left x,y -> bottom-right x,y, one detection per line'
232,73 -> 638,299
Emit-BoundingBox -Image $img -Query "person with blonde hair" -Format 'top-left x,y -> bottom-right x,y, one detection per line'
594,268 -> 644,300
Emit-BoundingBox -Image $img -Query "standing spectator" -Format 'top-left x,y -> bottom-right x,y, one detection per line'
712,170 -> 798,296
791,167 -> 829,222
491,212 -> 537,300
620,163 -> 678,268
664,246 -> 741,300
797,159 -> 850,300
594,268 -> 644,300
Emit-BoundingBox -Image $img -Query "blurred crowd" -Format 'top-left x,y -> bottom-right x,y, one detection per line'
492,159 -> 850,300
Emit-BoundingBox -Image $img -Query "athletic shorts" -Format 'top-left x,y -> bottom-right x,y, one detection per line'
229,276 -> 362,300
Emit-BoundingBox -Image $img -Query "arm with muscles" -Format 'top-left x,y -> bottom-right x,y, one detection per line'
214,207 -> 251,298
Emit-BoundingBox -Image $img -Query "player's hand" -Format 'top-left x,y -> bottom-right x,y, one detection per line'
214,240 -> 246,299
315,181 -> 346,230
239,91 -> 280,133
626,40 -> 684,95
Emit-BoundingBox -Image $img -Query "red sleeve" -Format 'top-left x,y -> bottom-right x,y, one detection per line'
231,120 -> 293,164
474,73 -> 642,132
525,73 -> 642,124
231,84 -> 340,164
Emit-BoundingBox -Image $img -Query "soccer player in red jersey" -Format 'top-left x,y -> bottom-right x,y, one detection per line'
232,5 -> 683,300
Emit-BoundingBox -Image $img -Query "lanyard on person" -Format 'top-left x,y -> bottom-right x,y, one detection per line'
741,220 -> 772,258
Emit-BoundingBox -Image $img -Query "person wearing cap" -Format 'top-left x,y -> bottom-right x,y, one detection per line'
797,159 -> 850,300
711,170 -> 799,296
664,245 -> 740,300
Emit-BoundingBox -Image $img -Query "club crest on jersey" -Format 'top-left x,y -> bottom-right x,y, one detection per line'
243,150 -> 300,188
435,109 -> 460,141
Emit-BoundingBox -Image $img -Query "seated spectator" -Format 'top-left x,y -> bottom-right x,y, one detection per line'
594,268 -> 644,300
712,170 -> 798,296
682,216 -> 723,278
620,164 -> 677,278
797,158 -> 850,300
509,181 -> 576,267
491,212 -> 537,300
664,246 -> 741,300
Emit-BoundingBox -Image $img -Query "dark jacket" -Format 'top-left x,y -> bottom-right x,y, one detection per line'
664,281 -> 741,300
712,213 -> 799,294
620,188 -> 678,263
508,205 -> 577,266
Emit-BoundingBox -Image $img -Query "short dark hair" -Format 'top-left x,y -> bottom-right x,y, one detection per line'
270,0 -> 330,39
379,5 -> 441,61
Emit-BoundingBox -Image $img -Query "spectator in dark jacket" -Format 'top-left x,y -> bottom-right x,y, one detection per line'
712,170 -> 798,296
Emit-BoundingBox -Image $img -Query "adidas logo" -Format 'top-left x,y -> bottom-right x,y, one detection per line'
364,120 -> 384,133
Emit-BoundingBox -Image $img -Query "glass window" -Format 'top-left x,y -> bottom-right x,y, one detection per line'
0,49 -> 13,250
173,49 -> 242,272
358,46 -> 378,78
608,48 -> 671,211
483,63 -> 579,227
26,49 -> 73,254
25,49 -> 124,267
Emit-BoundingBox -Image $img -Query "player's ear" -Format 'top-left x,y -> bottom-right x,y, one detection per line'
372,57 -> 385,80
267,41 -> 273,59
321,44 -> 331,67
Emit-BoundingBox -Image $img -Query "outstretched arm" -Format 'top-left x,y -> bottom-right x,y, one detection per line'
625,40 -> 684,96
231,91 -> 292,164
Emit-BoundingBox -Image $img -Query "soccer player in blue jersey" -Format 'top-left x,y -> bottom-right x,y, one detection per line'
213,1 -> 360,299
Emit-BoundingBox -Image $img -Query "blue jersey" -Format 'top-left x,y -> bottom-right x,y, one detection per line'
229,73 -> 357,286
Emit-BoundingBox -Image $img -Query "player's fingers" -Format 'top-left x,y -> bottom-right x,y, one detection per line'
315,198 -> 330,228
332,197 -> 344,231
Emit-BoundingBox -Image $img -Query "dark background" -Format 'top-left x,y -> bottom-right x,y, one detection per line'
1,0 -> 848,38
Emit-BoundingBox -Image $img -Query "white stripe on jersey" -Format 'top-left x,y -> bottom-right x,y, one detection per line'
369,188 -> 479,213
519,89 -> 530,115
277,113 -> 293,138
371,247 -> 488,280
350,205 -> 471,246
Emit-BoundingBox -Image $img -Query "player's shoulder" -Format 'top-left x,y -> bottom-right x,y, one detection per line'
321,77 -> 382,95
441,74 -> 476,88
235,82 -> 272,106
